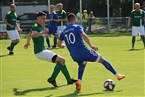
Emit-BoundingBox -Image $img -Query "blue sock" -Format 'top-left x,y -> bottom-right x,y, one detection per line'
102,59 -> 117,75
46,38 -> 50,48
78,61 -> 86,81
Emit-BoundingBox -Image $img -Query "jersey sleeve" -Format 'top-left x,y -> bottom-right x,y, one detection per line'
59,32 -> 64,41
63,11 -> 67,18
77,26 -> 84,35
130,10 -> 134,19
30,24 -> 38,34
54,13 -> 59,20
5,13 -> 9,19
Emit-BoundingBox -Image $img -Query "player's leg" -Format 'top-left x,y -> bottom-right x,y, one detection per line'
97,55 -> 125,80
140,35 -> 145,48
55,55 -> 77,84
132,36 -> 136,49
132,26 -> 138,49
75,61 -> 87,90
52,28 -> 58,48
35,50 -> 59,87
36,50 -> 76,86
46,28 -> 52,49
7,30 -> 20,55
52,35 -> 58,48
77,61 -> 87,81
46,37 -> 50,48
84,50 -> 125,81
139,26 -> 145,48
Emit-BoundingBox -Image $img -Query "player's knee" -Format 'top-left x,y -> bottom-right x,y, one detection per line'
60,58 -> 65,65
16,39 -> 20,43
55,55 -> 65,65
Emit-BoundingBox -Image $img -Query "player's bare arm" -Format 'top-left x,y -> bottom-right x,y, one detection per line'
24,34 -> 31,49
127,17 -> 131,27
16,23 -> 22,32
81,32 -> 98,51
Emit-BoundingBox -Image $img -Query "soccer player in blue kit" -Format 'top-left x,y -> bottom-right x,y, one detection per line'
57,13 -> 125,90
46,4 -> 59,48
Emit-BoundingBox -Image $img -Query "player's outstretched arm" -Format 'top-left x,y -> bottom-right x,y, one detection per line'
24,34 -> 31,49
31,28 -> 49,38
81,32 -> 98,51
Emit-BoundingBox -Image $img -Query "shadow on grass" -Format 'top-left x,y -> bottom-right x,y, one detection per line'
13,87 -> 55,96
56,90 -> 123,97
13,84 -> 68,96
0,54 -> 9,58
126,48 -> 144,51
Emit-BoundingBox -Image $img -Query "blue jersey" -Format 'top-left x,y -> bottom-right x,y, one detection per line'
59,24 -> 91,61
48,12 -> 58,29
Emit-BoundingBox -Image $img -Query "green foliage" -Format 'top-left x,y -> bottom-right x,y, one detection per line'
0,31 -> 144,97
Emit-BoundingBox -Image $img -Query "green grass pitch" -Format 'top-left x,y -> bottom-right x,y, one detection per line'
0,31 -> 144,97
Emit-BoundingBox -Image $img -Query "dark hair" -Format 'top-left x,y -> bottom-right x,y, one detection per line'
37,11 -> 46,17
67,13 -> 76,22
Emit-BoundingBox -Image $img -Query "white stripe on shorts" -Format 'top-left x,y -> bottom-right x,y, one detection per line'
96,53 -> 101,62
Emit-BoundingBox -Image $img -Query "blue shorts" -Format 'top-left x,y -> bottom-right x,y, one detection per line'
74,50 -> 101,63
48,26 -> 58,36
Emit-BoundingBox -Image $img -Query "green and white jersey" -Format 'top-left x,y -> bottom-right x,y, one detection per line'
5,11 -> 17,30
56,10 -> 67,26
30,22 -> 46,54
130,9 -> 144,26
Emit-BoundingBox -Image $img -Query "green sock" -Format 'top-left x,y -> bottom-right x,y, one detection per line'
132,36 -> 135,47
141,36 -> 145,47
10,42 -> 18,51
53,36 -> 57,46
10,42 -> 16,51
50,63 -> 61,80
61,65 -> 72,83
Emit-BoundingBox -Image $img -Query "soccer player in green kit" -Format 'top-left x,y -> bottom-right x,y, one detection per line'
128,3 -> 145,49
4,4 -> 22,55
24,12 -> 76,87
52,3 -> 67,48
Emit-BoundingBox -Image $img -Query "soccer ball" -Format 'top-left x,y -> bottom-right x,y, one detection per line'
104,79 -> 115,91
60,44 -> 65,48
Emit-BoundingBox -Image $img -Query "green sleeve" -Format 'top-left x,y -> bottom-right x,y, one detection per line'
5,13 -> 9,19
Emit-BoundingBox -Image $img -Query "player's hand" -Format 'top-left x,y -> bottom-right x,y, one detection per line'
90,45 -> 98,51
10,24 -> 14,28
45,34 -> 49,38
24,43 -> 30,49
57,19 -> 61,22
43,28 -> 49,34
17,28 -> 22,33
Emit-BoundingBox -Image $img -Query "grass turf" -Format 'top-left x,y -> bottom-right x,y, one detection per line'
0,31 -> 144,97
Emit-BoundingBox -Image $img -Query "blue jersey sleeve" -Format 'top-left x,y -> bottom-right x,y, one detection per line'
59,32 -> 64,41
54,13 -> 58,20
77,26 -> 84,35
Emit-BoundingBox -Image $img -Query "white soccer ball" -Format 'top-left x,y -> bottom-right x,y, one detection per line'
60,44 -> 65,48
104,79 -> 115,91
